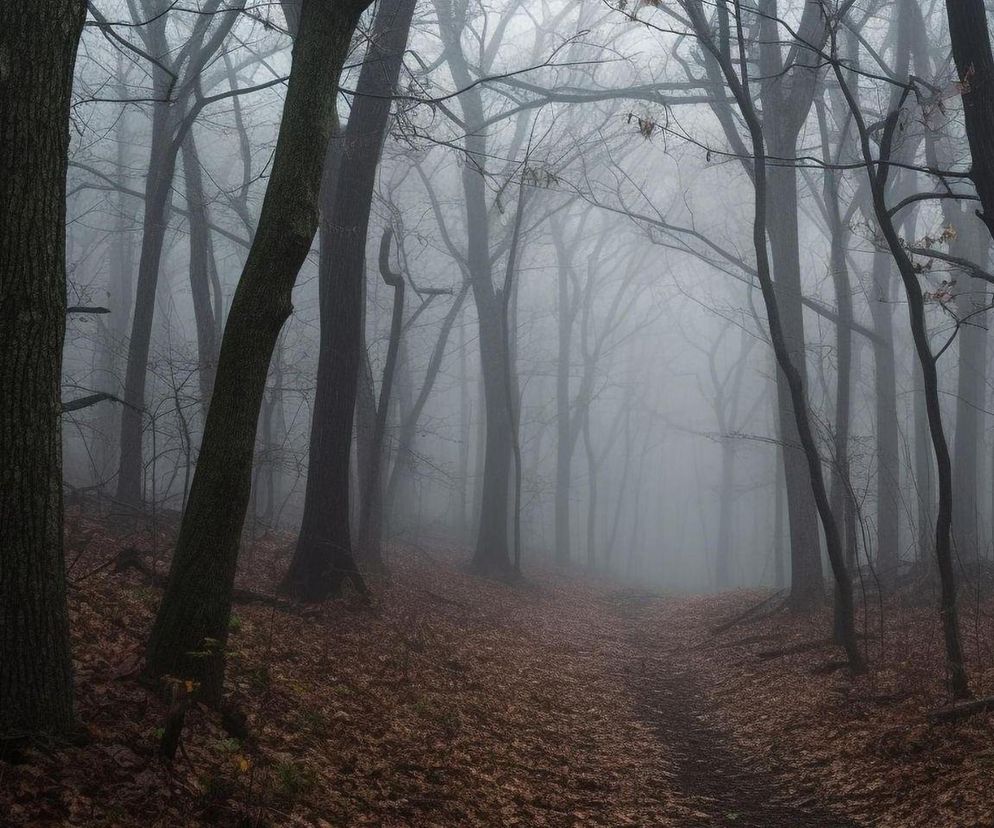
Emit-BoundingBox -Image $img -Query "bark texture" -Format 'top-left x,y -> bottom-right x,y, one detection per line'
0,0 -> 85,740
284,0 -> 416,598
145,0 -> 368,701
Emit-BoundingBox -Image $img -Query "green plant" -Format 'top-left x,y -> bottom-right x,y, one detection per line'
272,760 -> 316,806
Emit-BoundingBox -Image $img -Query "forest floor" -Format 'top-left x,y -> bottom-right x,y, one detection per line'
4,514 -> 994,826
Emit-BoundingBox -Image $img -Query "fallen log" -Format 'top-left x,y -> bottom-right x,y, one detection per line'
928,695 -> 994,724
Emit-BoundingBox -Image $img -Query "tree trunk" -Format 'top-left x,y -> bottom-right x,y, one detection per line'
385,283 -> 470,520
687,0 -> 863,669
554,240 -> 573,565
766,158 -> 824,607
357,231 -> 406,566
180,131 -> 219,407
949,209 -> 990,564
284,0 -> 415,598
144,0 -> 369,702
833,58 -> 970,697
944,0 -> 994,241
868,250 -> 901,578
116,95 -> 177,506
0,0 -> 84,741
435,0 -> 513,576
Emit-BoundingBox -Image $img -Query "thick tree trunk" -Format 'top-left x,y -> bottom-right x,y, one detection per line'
0,0 -> 85,741
948,210 -> 989,564
456,303 -> 471,537
944,0 -> 994,241
284,0 -> 415,598
766,159 -> 824,607
773,442 -> 787,589
144,0 -> 368,701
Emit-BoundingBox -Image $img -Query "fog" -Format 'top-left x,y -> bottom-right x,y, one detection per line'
56,0 -> 990,604
13,0 -> 994,821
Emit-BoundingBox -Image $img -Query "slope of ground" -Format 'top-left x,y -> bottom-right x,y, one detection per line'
3,516 -> 994,826
2,517 -> 692,826
633,588 -> 994,827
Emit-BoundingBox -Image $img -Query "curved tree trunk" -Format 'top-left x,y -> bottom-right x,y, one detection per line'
144,0 -> 369,702
0,0 -> 85,741
283,0 -> 416,598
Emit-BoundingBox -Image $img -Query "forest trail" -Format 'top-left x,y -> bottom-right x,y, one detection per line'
607,592 -> 856,827
6,529 -> 992,825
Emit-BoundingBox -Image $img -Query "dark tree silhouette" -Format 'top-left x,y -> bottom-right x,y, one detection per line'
0,0 -> 86,742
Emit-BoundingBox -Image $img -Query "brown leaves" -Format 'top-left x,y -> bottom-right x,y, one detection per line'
2,518 -> 688,826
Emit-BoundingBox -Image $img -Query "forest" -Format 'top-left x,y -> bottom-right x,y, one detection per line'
5,0 -> 994,824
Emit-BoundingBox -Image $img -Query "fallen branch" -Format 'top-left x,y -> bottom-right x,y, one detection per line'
709,590 -> 786,636
113,547 -> 298,612
67,305 -> 110,314
928,695 -> 994,724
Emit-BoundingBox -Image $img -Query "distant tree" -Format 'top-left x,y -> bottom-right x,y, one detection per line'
0,0 -> 86,741
110,0 -> 245,507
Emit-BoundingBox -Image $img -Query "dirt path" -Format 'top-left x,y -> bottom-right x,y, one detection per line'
609,592 -> 857,828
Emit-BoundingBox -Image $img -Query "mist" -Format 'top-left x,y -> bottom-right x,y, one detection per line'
6,0 -> 994,824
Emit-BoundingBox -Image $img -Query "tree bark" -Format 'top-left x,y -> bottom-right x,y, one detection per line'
944,0 -> 994,241
144,0 -> 369,702
948,208 -> 990,564
868,250 -> 901,578
0,0 -> 85,741
180,131 -> 219,407
356,230 -> 407,567
435,0 -> 514,576
284,0 -> 416,598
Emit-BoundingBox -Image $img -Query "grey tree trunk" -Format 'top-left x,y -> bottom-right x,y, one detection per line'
765,158 -> 824,607
435,0 -> 514,576
115,1 -> 242,506
180,131 -> 219,407
284,0 -> 416,597
0,0 -> 85,741
948,208 -> 990,563
554,248 -> 573,565
868,250 -> 901,578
